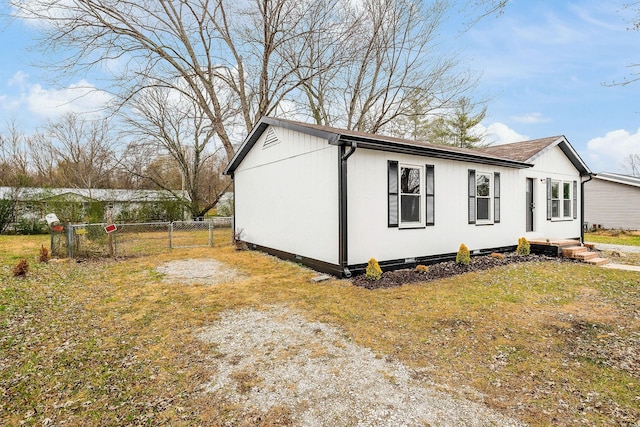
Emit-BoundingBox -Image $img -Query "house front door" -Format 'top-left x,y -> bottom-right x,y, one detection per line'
526,178 -> 534,232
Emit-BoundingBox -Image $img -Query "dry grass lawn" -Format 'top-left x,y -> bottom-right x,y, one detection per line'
1,233 -> 639,426
585,229 -> 640,247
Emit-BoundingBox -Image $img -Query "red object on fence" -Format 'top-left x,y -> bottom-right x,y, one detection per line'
104,224 -> 117,233
52,225 -> 64,232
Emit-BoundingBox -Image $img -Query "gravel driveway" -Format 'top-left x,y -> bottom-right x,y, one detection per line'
198,306 -> 524,427
586,242 -> 640,254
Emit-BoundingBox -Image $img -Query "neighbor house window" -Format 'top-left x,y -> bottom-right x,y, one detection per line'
547,178 -> 577,220
468,170 -> 499,224
388,161 -> 434,228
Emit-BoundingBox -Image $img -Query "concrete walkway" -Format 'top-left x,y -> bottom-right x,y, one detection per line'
601,263 -> 640,272
584,242 -> 640,272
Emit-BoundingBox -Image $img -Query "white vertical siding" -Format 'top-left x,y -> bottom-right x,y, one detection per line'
585,179 -> 640,230
525,146 -> 583,240
346,149 -> 524,265
234,126 -> 339,264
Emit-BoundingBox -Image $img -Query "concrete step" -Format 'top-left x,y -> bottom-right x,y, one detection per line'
585,257 -> 609,266
562,246 -> 588,257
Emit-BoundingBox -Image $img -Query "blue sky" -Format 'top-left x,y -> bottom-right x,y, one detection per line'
1,0 -> 640,173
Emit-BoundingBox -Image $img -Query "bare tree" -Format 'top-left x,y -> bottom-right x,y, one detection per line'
12,0 -> 508,139
120,86 -> 231,218
292,0 -> 478,134
0,121 -> 32,186
622,153 -> 640,176
38,114 -> 117,190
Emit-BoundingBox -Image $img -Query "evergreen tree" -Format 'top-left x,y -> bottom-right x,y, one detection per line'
429,97 -> 487,148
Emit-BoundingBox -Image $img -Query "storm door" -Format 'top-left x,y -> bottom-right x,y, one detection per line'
526,178 -> 535,232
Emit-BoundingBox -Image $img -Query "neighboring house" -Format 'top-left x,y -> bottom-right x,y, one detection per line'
0,187 -> 188,225
224,117 -> 591,277
584,172 -> 640,230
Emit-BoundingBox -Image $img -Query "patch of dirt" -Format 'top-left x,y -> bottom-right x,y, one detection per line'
197,306 -> 524,427
352,254 -> 577,289
155,259 -> 244,285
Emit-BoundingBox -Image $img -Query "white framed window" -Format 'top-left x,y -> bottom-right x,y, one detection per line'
399,164 -> 424,227
468,169 -> 500,225
476,172 -> 492,223
547,179 -> 576,220
388,161 -> 434,228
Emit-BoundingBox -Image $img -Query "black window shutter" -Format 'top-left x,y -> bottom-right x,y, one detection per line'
426,164 -> 435,226
546,178 -> 552,220
573,180 -> 578,219
388,161 -> 398,227
468,169 -> 476,224
494,172 -> 500,224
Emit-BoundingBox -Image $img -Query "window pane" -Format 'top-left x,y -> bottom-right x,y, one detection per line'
563,182 -> 571,200
401,168 -> 420,194
552,200 -> 559,218
476,174 -> 490,197
563,200 -> 571,217
401,195 -> 420,222
477,198 -> 490,220
551,181 -> 559,199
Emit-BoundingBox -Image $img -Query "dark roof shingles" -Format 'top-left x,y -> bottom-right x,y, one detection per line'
477,136 -> 562,162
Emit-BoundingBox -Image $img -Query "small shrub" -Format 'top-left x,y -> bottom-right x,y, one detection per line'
13,259 -> 29,277
516,237 -> 531,255
365,258 -> 382,280
490,252 -> 505,260
456,244 -> 471,265
39,245 -> 50,263
415,264 -> 429,273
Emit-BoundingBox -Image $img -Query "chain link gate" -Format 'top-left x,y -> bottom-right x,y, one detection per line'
169,221 -> 213,249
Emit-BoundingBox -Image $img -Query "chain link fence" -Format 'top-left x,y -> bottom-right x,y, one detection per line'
51,218 -> 233,258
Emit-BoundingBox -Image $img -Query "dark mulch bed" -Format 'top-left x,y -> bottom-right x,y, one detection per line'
352,253 -> 577,289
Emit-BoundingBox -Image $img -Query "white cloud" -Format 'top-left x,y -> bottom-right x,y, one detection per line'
1,72 -> 112,120
511,112 -> 551,124
586,128 -> 640,173
475,122 -> 528,146
8,71 -> 29,87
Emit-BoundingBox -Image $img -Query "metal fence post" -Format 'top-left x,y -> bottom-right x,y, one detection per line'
168,222 -> 173,249
67,222 -> 73,258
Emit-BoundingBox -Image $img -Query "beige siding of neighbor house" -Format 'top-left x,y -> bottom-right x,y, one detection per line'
584,179 -> 640,230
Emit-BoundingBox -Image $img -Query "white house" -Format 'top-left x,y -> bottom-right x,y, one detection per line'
224,117 -> 591,277
584,172 -> 640,230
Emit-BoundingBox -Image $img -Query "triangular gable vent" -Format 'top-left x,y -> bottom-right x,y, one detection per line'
262,127 -> 280,148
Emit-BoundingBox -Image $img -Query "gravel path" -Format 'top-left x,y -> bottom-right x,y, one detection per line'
197,306 -> 525,427
155,259 -> 244,284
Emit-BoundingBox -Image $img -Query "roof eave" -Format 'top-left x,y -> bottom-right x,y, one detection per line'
336,136 -> 532,169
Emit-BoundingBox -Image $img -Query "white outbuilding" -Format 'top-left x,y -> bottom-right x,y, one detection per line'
224,117 -> 591,277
